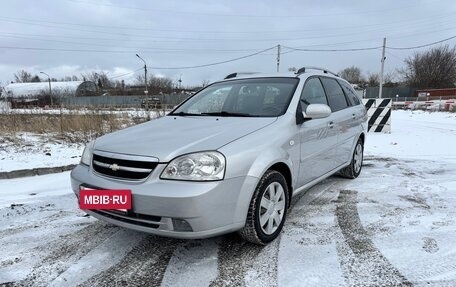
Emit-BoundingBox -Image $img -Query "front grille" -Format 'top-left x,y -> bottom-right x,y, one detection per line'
92,153 -> 158,180
91,209 -> 161,229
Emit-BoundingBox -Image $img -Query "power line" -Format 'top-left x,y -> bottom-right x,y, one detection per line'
2,20 -> 451,43
283,35 -> 456,53
3,15 -> 456,43
282,45 -> 382,52
0,45 -> 277,70
0,45 -> 277,57
0,18 -> 390,42
147,46 -> 277,69
67,0 -> 415,18
0,34 -> 268,53
386,35 -> 456,50
109,68 -> 143,80
1,13 -> 454,34
0,46 -> 145,53
3,34 -> 455,56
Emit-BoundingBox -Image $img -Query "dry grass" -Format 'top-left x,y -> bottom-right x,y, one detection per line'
0,109 -> 154,143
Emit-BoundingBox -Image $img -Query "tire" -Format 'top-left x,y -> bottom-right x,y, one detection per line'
238,170 -> 289,245
339,137 -> 364,179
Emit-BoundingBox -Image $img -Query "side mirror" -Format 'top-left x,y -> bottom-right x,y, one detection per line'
304,104 -> 332,119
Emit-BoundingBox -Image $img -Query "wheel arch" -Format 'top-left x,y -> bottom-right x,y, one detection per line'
359,132 -> 365,144
267,162 -> 293,206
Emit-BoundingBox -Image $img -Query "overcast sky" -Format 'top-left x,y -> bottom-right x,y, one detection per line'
1,0 -> 455,87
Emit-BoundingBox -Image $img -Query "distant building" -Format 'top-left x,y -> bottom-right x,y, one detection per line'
415,88 -> 456,98
3,81 -> 97,105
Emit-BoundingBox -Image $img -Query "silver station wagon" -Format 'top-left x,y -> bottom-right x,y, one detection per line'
71,67 -> 367,245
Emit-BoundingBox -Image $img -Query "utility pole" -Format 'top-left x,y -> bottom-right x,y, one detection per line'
40,71 -> 52,106
276,44 -> 281,72
136,54 -> 148,95
379,37 -> 386,99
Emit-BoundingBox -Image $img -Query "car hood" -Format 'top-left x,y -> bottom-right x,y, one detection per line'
94,115 -> 277,162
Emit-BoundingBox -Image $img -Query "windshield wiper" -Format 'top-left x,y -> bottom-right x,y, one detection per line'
170,111 -> 202,117
201,111 -> 254,117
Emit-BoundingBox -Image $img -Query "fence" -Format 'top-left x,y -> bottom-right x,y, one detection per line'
62,94 -> 190,107
392,98 -> 456,111
364,87 -> 417,99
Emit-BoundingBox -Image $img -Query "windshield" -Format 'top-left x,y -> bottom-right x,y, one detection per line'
171,77 -> 299,117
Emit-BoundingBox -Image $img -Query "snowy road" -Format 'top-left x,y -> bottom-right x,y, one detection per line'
1,110 -> 455,286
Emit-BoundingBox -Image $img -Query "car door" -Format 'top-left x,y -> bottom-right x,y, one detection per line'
338,80 -> 366,165
297,77 -> 338,187
320,77 -> 355,168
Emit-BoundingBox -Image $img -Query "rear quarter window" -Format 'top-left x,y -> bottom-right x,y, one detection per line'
338,80 -> 361,106
320,77 -> 348,112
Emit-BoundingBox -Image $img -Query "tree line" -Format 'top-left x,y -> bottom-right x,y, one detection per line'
339,45 -> 456,89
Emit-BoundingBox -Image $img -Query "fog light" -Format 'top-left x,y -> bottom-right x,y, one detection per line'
172,218 -> 193,232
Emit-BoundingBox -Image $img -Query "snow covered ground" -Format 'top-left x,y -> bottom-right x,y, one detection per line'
0,133 -> 84,172
0,110 -> 455,286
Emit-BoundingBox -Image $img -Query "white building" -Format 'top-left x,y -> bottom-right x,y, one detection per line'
3,81 -> 97,102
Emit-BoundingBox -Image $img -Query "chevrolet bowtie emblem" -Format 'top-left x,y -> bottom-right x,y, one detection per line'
110,163 -> 120,171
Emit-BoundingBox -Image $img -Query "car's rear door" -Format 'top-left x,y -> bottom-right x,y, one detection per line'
338,80 -> 366,164
320,77 -> 356,168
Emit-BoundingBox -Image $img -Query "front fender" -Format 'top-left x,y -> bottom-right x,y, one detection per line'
245,148 -> 294,185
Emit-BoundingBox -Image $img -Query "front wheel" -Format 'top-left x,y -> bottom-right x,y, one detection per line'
339,137 -> 364,179
238,170 -> 289,245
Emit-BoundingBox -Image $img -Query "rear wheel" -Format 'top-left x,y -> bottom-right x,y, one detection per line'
339,137 -> 364,179
238,170 -> 289,245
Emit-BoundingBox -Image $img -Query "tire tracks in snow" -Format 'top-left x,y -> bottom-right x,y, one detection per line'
335,189 -> 413,287
78,236 -> 183,287
209,180 -> 341,287
0,210 -> 80,239
278,180 -> 345,286
12,221 -> 119,287
209,234 -> 271,287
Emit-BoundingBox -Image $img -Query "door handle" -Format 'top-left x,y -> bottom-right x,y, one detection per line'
328,121 -> 334,128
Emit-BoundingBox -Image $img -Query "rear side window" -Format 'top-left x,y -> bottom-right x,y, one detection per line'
299,77 -> 328,112
338,80 -> 361,106
320,77 -> 348,112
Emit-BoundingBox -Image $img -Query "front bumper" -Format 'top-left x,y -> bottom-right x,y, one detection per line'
70,164 -> 258,239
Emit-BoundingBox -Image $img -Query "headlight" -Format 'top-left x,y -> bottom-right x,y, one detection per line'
80,140 -> 95,166
161,151 -> 225,181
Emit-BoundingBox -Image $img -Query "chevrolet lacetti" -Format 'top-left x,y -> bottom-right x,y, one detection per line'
70,67 -> 368,244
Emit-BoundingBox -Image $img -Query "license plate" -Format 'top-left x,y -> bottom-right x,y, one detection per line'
79,187 -> 132,210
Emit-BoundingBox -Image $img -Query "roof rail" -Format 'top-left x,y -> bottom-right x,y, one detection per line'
295,66 -> 339,77
224,72 -> 259,79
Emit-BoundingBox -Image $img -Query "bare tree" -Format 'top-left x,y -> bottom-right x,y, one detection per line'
80,71 -> 112,88
30,75 -> 41,82
339,66 -> 363,83
399,45 -> 456,88
367,72 -> 379,87
97,72 -> 113,89
383,72 -> 399,87
14,70 -> 33,83
201,79 -> 210,87
136,74 -> 173,94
